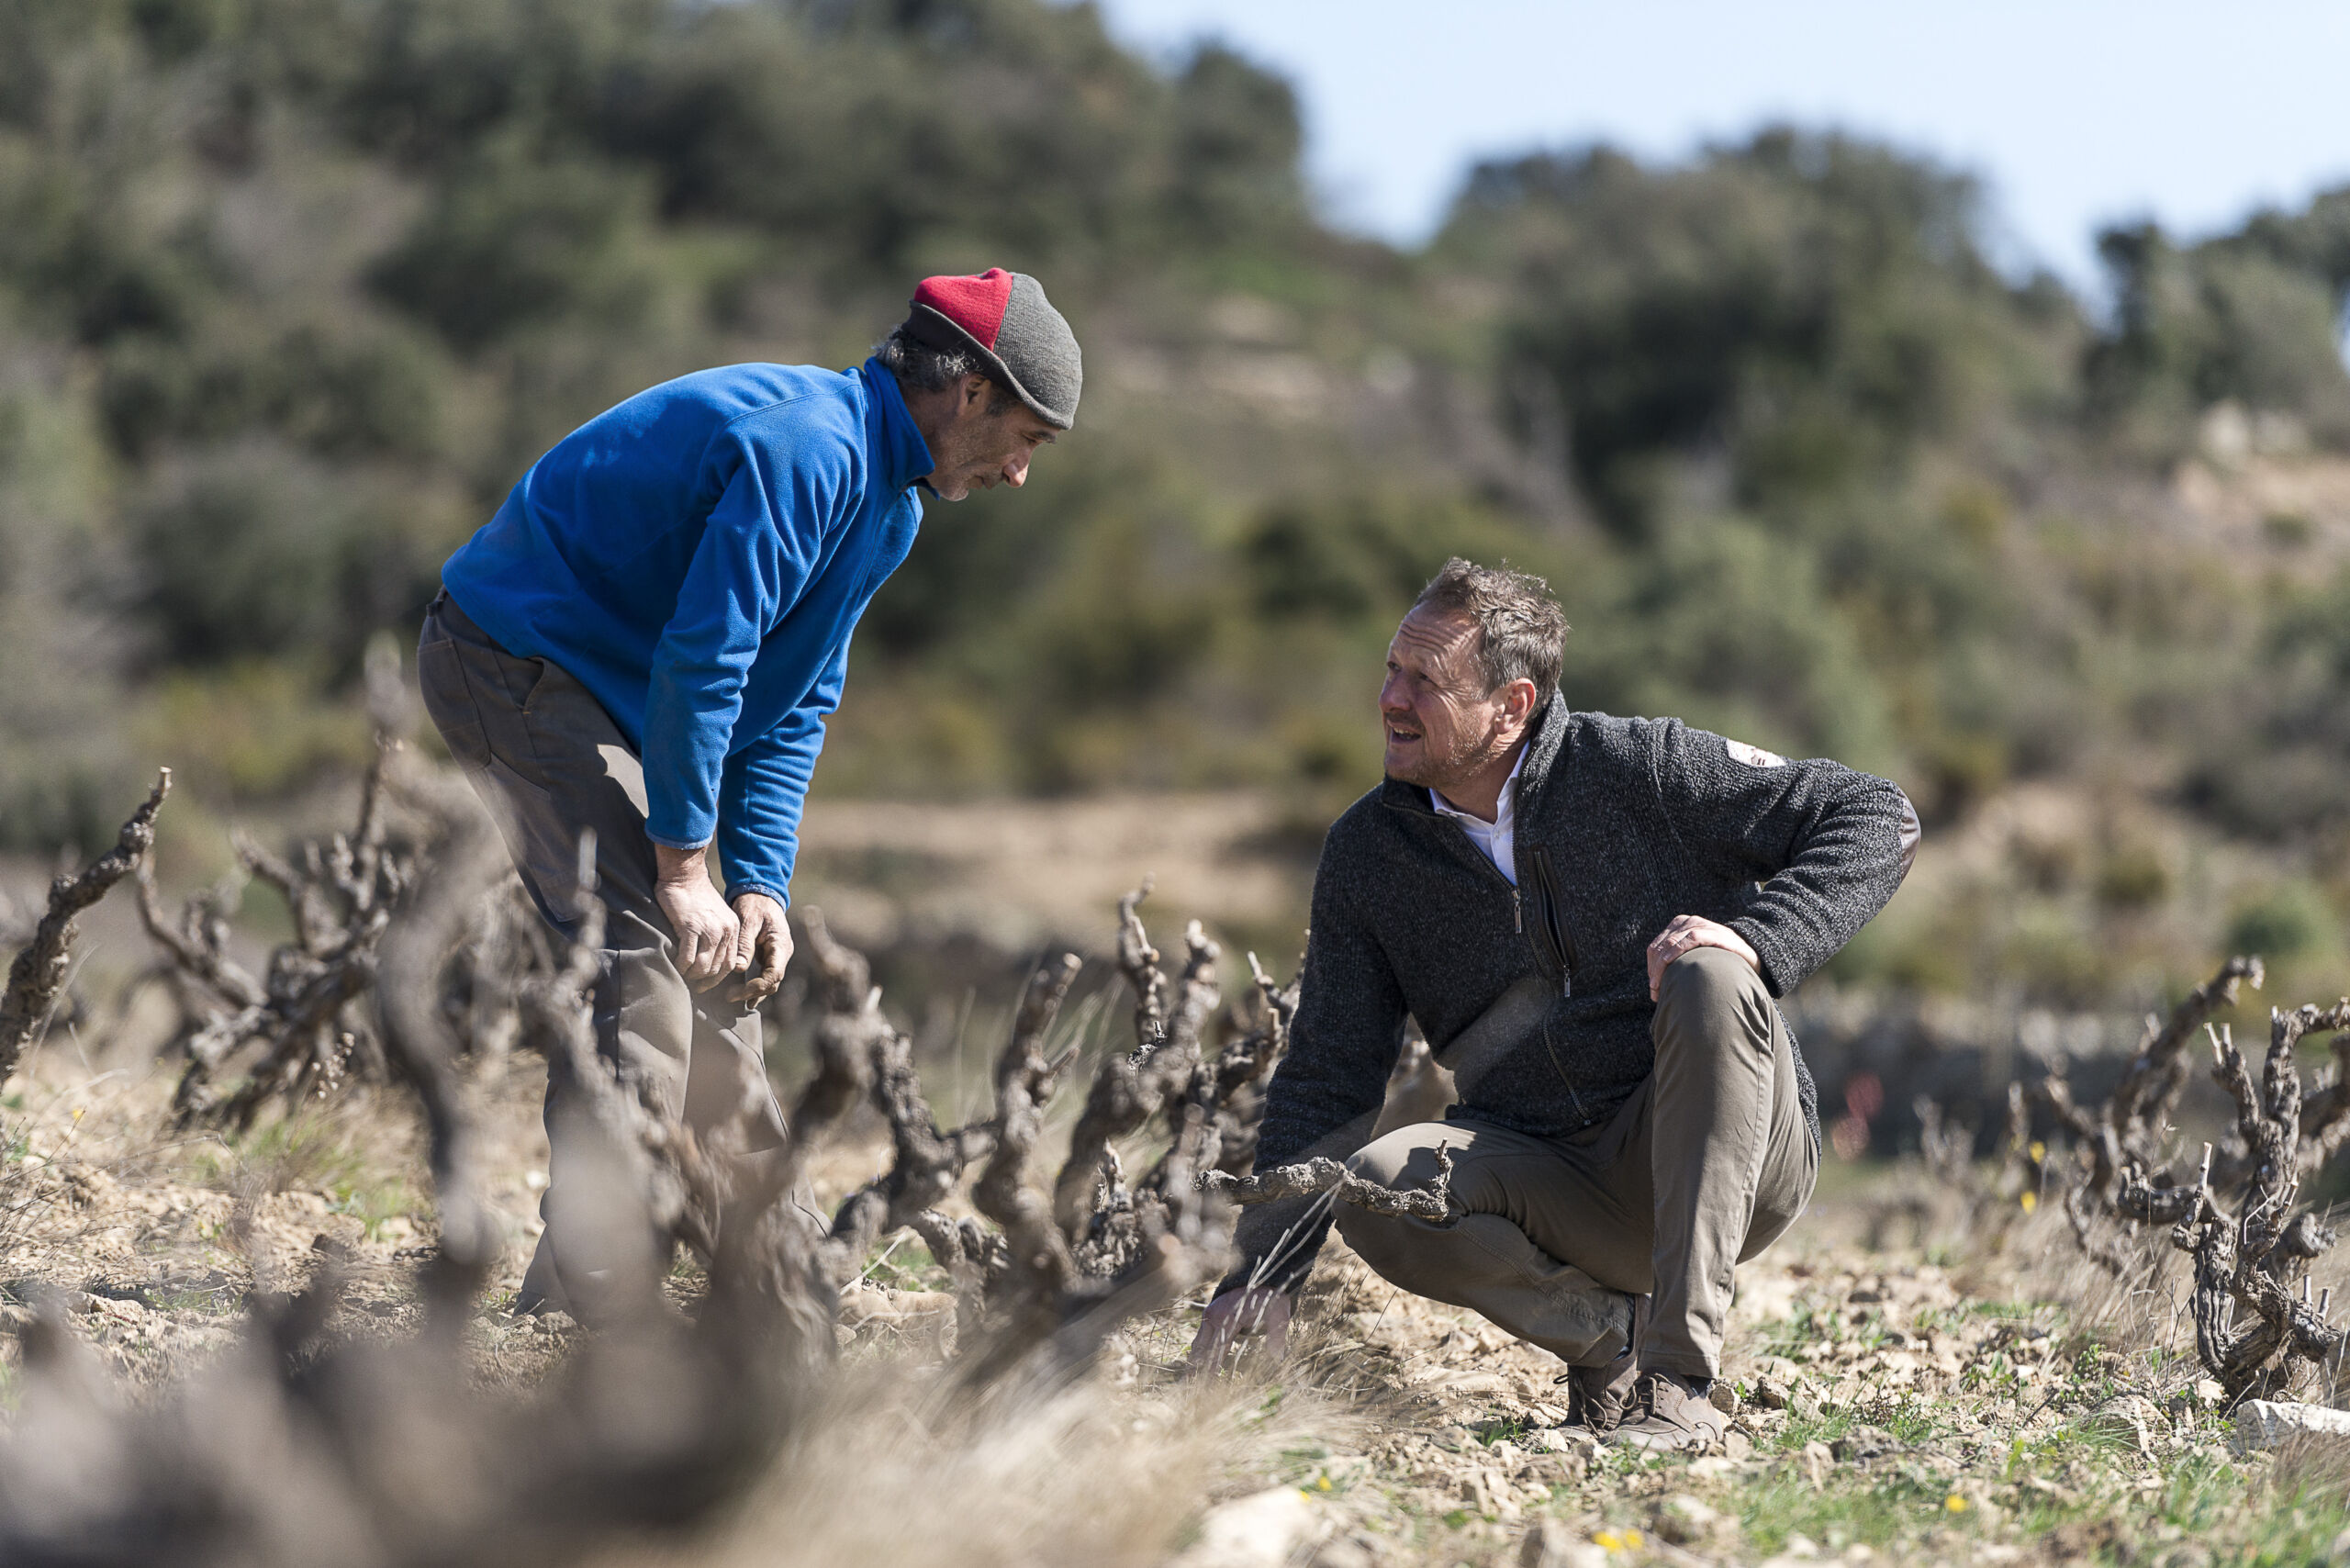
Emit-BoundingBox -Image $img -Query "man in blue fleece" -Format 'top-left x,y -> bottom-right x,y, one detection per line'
417,269 -> 1080,1317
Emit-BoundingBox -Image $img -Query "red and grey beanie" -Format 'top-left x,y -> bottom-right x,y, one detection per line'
900,268 -> 1082,430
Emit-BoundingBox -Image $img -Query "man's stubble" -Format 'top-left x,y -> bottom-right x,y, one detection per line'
1390,705 -> 1517,796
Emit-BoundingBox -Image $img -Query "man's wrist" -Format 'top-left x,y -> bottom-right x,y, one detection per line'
1214,1269 -> 1304,1302
654,841 -> 711,886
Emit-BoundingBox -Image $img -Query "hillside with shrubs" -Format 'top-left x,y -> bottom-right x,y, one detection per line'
6,0 -> 2350,1009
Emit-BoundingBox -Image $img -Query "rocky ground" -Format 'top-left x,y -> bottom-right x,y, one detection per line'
3,1047 -> 2347,1568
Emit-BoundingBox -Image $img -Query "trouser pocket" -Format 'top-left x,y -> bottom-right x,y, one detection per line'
419,612 -> 583,915
419,608 -> 551,764
417,625 -> 491,771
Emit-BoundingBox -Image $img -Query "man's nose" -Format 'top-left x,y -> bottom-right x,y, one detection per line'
1379,676 -> 1408,712
1001,451 -> 1030,488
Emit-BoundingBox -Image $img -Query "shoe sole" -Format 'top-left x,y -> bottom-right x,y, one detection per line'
1606,1425 -> 1718,1453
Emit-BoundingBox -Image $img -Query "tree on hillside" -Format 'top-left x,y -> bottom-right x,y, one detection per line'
2088,208 -> 2350,454
1438,129 -> 2080,536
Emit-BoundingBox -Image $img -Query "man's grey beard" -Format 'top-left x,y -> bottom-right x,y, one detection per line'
1392,718 -> 1514,792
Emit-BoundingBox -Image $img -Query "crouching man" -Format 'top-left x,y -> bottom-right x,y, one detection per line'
1192,559 -> 1917,1451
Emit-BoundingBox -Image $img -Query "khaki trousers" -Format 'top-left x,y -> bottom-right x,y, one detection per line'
417,592 -> 787,1316
1336,946 -> 1816,1378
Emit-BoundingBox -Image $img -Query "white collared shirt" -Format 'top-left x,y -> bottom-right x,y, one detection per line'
1430,745 -> 1527,886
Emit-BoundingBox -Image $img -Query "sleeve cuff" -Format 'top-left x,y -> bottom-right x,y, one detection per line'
646,829 -> 713,852
1727,917 -> 1793,997
724,881 -> 790,908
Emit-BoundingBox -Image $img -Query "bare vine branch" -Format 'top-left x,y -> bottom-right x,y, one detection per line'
0,769 -> 171,1082
1200,1147 -> 1457,1223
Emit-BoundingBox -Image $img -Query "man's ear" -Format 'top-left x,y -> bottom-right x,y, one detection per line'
1505,678 -> 1539,731
960,373 -> 992,413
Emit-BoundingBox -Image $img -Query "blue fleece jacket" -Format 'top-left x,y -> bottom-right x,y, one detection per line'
440,356 -> 930,907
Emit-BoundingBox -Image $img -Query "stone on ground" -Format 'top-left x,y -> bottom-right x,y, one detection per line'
1516,1518 -> 1606,1568
1171,1486 -> 1324,1568
2231,1399 -> 2350,1455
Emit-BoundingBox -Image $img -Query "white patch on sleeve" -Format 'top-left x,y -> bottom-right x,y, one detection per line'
1727,740 -> 1787,768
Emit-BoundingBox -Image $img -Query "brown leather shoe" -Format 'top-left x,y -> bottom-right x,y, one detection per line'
1552,1294 -> 1645,1433
1606,1371 -> 1727,1453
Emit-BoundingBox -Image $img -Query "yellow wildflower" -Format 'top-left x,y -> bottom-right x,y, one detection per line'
2020,1191 -> 2038,1213
1945,1494 -> 1968,1513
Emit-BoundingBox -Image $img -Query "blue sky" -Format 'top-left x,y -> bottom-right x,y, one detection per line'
1091,0 -> 2350,290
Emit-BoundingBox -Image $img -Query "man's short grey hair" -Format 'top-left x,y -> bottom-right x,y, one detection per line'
874,324 -> 1018,409
1412,557 -> 1569,700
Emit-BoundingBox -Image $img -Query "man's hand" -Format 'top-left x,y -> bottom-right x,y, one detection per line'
1646,913 -> 1761,1001
724,892 -> 792,1005
1188,1286 -> 1292,1372
655,843 -> 740,990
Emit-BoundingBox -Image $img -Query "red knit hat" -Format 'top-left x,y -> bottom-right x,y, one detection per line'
900,268 -> 1082,430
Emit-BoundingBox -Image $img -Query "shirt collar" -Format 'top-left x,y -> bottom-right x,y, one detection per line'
860,355 -> 934,494
1429,742 -> 1528,828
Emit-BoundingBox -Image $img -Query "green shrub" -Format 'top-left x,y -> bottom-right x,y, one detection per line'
2094,846 -> 2170,911
369,149 -> 660,353
2225,882 -> 2335,963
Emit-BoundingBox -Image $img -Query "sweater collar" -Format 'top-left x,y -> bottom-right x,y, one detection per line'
1380,697 -> 1571,814
859,356 -> 934,494
1518,694 -> 1571,801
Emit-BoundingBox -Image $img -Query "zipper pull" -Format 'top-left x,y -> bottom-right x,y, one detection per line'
1512,888 -> 1523,932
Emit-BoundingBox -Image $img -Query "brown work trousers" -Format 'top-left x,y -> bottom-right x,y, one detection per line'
417,591 -> 788,1316
1335,946 -> 1817,1378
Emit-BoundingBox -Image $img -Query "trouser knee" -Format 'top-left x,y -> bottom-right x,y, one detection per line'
1652,944 -> 1772,1046
1333,1204 -> 1429,1287
1329,1123 -> 1461,1289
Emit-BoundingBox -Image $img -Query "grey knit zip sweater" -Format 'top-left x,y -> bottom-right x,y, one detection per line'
1235,698 -> 1917,1294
